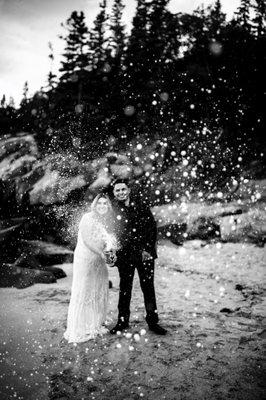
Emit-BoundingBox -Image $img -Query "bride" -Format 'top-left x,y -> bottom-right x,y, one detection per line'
64,194 -> 117,343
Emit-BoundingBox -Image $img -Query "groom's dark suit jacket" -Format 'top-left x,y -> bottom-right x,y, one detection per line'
112,198 -> 157,260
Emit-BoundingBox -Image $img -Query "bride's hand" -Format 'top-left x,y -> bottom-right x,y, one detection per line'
104,250 -> 117,266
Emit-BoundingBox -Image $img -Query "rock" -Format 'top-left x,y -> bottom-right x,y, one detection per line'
0,218 -> 27,244
14,254 -> 66,279
106,152 -> 118,164
13,152 -> 94,206
0,134 -> 40,214
0,179 -> 16,214
29,169 -> 87,205
0,263 -> 56,289
252,299 -> 266,318
15,164 -> 44,204
153,201 -> 257,243
187,216 -> 220,240
234,179 -> 266,202
0,134 -> 39,184
220,308 -> 234,314
20,240 -> 73,265
0,239 -> 69,289
110,164 -> 132,179
219,208 -> 243,217
89,169 -> 111,192
0,153 -> 37,182
220,208 -> 266,244
239,335 -> 254,344
0,134 -> 38,162
183,240 -> 207,249
89,153 -> 132,192
257,329 -> 266,339
157,223 -> 187,245
220,215 -> 238,241
0,219 -> 28,264
153,201 -> 248,224
153,201 -> 247,239
234,284 -> 263,303
46,266 -> 66,279
235,309 -> 252,318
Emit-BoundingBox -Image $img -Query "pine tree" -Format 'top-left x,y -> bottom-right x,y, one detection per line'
106,0 -> 126,137
126,0 -> 150,71
252,0 -> 266,36
125,0 -> 152,87
207,0 -> 226,35
147,0 -> 181,132
0,95 -> 17,135
59,11 -> 89,81
235,0 -> 251,30
124,0 -> 151,110
47,42 -> 57,90
47,71 -> 57,90
110,0 -> 126,59
20,81 -> 29,107
148,0 -> 170,68
90,0 -> 108,69
8,97 -> 15,108
1,95 -> 6,108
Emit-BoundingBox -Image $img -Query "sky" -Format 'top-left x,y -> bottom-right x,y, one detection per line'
0,0 -> 240,106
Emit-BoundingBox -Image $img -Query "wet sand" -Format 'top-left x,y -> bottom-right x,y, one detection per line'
0,241 -> 265,399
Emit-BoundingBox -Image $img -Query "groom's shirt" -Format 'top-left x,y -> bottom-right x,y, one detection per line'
112,198 -> 157,259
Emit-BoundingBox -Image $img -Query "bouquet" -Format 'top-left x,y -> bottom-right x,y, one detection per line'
104,234 -> 119,267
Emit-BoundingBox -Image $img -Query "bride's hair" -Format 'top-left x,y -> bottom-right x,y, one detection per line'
91,193 -> 112,215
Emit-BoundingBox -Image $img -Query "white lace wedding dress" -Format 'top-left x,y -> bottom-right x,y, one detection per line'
64,212 -> 110,343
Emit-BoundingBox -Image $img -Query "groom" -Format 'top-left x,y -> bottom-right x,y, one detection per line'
109,178 -> 167,335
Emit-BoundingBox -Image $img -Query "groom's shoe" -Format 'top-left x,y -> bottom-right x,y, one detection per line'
148,323 -> 167,335
110,322 -> 129,335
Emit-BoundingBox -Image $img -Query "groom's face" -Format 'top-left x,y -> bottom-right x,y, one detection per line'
113,183 -> 130,202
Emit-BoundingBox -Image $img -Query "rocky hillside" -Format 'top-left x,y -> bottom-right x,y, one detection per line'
0,132 -> 265,288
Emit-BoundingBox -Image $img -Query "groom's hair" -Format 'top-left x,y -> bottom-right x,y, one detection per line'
111,178 -> 130,188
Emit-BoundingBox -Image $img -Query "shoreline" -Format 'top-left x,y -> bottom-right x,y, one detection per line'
0,241 -> 265,399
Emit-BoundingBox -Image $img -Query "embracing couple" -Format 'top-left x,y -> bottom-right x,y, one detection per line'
64,179 -> 167,343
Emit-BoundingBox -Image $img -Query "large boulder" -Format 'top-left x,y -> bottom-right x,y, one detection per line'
14,253 -> 66,279
0,263 -> 57,289
29,169 -> 87,205
0,218 -> 28,263
0,153 -> 37,182
0,133 -> 38,162
234,179 -> 266,202
20,240 -> 73,265
152,200 -> 265,244
153,201 -> 246,230
0,217 -> 27,244
0,137 -> 95,209
219,207 -> 266,245
0,134 -> 41,214
89,152 -> 132,192
187,216 -> 220,240
28,152 -> 95,205
0,239 -> 71,289
0,134 -> 39,182
15,164 -> 44,203
157,222 -> 187,245
88,168 -> 112,192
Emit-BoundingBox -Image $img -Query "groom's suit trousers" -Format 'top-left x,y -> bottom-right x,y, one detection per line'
116,250 -> 159,326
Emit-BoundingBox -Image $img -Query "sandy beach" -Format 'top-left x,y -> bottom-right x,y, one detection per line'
0,240 -> 265,400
